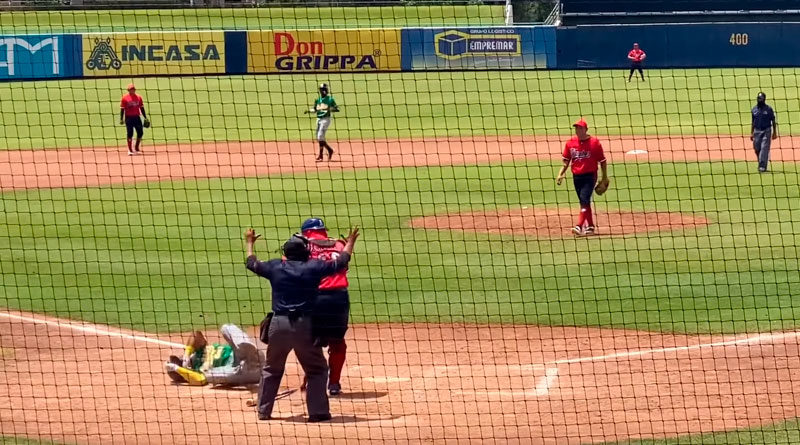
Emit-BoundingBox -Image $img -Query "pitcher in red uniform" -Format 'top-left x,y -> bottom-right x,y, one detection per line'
556,118 -> 609,236
302,218 -> 351,396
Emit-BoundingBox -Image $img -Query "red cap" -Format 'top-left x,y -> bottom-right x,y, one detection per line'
126,83 -> 136,91
573,118 -> 588,128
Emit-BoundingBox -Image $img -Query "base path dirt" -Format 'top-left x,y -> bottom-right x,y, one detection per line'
1,135 -> 797,190
1,311 -> 799,444
409,207 -> 710,238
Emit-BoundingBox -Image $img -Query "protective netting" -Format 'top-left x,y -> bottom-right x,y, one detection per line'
1,2 -> 800,444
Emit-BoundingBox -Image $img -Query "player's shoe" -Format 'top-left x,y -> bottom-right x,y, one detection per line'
128,151 -> 135,156
308,414 -> 332,423
328,383 -> 341,396
316,155 -> 323,162
759,167 -> 767,173
258,412 -> 271,421
327,148 -> 334,161
584,226 -> 596,235
572,226 -> 583,236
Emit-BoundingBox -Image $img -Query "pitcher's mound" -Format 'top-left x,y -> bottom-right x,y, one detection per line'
409,207 -> 709,239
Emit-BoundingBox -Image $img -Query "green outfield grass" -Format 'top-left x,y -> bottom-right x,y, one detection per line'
0,5 -> 504,34
1,159 -> 798,333
609,417 -> 800,445
1,68 -> 798,151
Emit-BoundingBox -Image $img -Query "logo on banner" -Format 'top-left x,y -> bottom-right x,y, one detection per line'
86,38 -> 122,70
273,32 -> 378,71
434,30 -> 521,60
85,36 -> 220,71
0,36 -> 59,77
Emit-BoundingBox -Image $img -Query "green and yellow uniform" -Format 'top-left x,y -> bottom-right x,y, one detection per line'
313,95 -> 338,119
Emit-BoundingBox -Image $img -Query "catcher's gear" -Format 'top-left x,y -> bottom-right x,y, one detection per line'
143,119 -> 151,128
595,177 -> 610,195
319,83 -> 329,96
301,218 -> 326,232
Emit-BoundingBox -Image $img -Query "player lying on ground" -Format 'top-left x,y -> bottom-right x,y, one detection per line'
164,324 -> 262,386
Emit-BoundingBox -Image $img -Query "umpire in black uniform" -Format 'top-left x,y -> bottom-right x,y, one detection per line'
751,92 -> 778,172
245,226 -> 359,422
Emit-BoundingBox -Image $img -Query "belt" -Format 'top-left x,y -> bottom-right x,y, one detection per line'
273,310 -> 311,317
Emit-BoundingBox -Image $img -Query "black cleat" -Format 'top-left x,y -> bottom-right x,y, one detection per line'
308,414 -> 332,423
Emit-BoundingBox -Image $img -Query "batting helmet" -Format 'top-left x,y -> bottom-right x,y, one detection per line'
757,92 -> 767,101
301,218 -> 326,232
319,83 -> 329,96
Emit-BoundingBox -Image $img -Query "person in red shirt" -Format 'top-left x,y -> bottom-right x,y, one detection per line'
301,218 -> 351,396
119,84 -> 149,155
627,43 -> 646,82
556,119 -> 609,236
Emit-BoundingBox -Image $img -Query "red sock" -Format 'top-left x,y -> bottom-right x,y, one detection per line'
135,139 -> 141,150
577,207 -> 587,227
327,339 -> 347,385
127,139 -> 133,151
584,205 -> 594,227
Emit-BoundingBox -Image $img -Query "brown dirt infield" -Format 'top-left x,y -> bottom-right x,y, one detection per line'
1,134 -> 797,190
2,311 -> 800,444
409,207 -> 710,239
1,135 -> 799,444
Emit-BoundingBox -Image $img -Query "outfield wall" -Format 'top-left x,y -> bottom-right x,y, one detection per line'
556,23 -> 800,69
0,26 -> 556,80
3,23 -> 800,81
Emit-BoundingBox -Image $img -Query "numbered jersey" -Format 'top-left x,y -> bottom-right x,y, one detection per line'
308,237 -> 349,290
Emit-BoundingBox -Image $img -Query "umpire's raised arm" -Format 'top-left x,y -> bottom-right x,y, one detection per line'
244,228 -> 272,278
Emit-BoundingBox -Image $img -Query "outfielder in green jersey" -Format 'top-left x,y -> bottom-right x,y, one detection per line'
308,83 -> 339,161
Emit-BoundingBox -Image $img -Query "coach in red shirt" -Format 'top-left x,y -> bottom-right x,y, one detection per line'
627,43 -> 646,82
556,119 -> 609,236
119,84 -> 149,155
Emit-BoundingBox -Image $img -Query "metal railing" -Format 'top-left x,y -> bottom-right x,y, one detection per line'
544,0 -> 561,25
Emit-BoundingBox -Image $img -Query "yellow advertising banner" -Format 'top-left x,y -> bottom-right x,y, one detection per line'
248,29 -> 401,73
82,31 -> 225,77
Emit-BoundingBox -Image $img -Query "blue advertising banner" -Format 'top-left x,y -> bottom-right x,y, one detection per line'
401,26 -> 556,70
556,23 -> 800,69
0,34 -> 82,80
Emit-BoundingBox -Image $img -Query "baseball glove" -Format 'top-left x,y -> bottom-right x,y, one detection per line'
594,177 -> 610,195
143,119 -> 151,128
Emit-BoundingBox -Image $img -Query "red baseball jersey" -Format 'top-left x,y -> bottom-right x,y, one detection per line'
120,93 -> 144,118
563,136 -> 606,175
628,48 -> 645,62
308,237 -> 349,290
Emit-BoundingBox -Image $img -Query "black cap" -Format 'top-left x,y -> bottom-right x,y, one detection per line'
283,235 -> 309,261
757,92 -> 766,100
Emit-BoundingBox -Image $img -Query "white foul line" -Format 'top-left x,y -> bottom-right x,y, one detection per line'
547,329 -> 800,366
0,311 -> 183,348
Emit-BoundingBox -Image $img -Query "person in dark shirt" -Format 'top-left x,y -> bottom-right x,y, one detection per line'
751,92 -> 778,172
245,226 -> 359,422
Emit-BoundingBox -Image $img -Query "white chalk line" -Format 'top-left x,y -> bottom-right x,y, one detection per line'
5,310 -> 798,399
0,311 -> 183,348
547,329 -> 800,366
